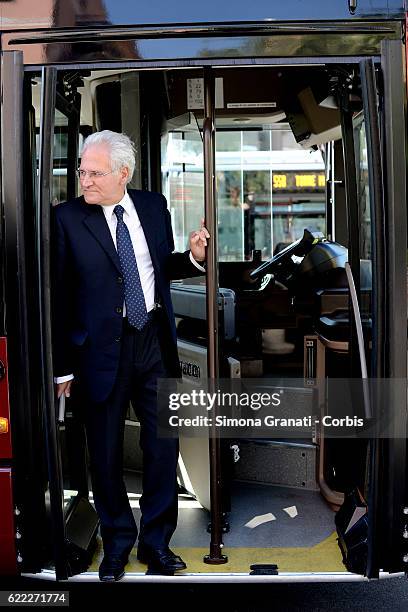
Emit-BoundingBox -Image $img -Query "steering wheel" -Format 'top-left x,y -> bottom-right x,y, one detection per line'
249,228 -> 324,281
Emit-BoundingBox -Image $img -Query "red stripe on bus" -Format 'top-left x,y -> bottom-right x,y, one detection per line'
0,469 -> 17,575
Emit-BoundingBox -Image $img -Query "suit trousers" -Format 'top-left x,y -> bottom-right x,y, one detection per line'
83,313 -> 179,558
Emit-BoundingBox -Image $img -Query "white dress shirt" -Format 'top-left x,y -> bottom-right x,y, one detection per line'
55,190 -> 204,384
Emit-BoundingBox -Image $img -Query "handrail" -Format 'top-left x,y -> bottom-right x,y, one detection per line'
344,263 -> 368,380
344,262 -> 371,421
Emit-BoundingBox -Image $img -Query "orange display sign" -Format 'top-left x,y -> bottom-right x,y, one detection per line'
272,172 -> 326,190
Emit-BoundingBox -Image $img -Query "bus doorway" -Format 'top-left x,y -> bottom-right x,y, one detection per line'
1,31 -> 406,581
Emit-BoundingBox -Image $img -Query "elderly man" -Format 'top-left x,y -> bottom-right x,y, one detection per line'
52,130 -> 209,581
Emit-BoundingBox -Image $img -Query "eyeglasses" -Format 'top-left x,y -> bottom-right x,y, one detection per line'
76,169 -> 115,180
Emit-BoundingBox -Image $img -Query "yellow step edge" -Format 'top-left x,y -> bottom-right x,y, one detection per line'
88,532 -> 344,574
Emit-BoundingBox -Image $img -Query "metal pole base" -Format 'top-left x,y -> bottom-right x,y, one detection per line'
203,554 -> 229,565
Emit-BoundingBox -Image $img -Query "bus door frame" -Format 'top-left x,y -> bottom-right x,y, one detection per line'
352,41 -> 407,577
40,53 -> 407,579
364,39 -> 408,577
36,67 -> 99,580
36,66 -> 70,580
0,50 -> 57,574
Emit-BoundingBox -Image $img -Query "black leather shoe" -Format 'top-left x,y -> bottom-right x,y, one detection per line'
137,544 -> 187,574
98,555 -> 126,582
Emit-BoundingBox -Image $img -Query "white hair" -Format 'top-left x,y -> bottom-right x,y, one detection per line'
81,130 -> 136,184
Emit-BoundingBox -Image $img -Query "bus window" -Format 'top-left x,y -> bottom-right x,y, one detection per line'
49,110 -> 69,205
215,72 -> 327,263
161,127 -> 204,254
355,116 -> 371,260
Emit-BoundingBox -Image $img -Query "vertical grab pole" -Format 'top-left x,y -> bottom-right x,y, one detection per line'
202,68 -> 227,565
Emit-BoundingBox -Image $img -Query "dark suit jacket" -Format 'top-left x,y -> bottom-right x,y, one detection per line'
51,189 -> 203,403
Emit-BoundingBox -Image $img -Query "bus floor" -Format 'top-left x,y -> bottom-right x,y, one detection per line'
80,471 -> 345,574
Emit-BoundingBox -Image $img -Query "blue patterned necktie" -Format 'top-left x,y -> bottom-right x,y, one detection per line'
114,204 -> 148,330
